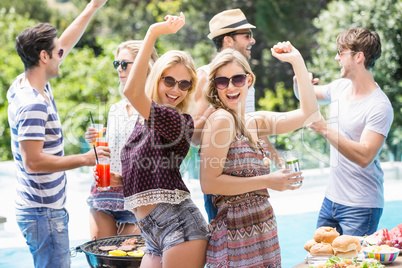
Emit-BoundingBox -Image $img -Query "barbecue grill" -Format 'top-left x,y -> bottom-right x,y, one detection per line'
73,234 -> 145,268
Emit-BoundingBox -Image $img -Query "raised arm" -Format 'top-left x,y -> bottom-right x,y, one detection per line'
252,42 -> 321,136
59,0 -> 107,61
191,68 -> 211,146
123,13 -> 185,119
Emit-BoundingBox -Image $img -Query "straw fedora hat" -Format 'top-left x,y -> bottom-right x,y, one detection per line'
208,9 -> 256,40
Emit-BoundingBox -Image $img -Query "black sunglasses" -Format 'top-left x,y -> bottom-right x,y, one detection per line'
58,49 -> 64,58
230,30 -> 253,39
113,60 -> 133,70
214,74 -> 249,90
161,76 -> 192,91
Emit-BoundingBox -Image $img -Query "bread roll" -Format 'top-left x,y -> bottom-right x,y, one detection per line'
335,249 -> 359,258
304,239 -> 318,252
313,226 -> 340,244
309,243 -> 334,256
332,235 -> 361,252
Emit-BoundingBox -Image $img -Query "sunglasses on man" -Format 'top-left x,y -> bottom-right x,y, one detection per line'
161,76 -> 192,91
230,30 -> 253,40
113,60 -> 134,70
213,74 -> 249,90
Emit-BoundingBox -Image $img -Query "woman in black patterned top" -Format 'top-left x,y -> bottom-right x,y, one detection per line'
112,13 -> 209,268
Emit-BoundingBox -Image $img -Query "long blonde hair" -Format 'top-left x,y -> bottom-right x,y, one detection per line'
145,50 -> 197,114
205,48 -> 258,151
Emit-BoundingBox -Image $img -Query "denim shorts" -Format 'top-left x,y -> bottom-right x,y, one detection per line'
317,197 -> 383,236
16,207 -> 70,268
92,207 -> 137,224
137,198 -> 210,256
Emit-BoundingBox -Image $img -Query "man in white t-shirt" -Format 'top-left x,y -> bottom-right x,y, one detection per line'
193,9 -> 284,222
7,1 -> 110,267
295,28 -> 394,236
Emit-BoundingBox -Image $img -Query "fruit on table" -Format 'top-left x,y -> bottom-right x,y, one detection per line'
365,224 -> 402,247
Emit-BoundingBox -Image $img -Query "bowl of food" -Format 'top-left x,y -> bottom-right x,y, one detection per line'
362,245 -> 399,264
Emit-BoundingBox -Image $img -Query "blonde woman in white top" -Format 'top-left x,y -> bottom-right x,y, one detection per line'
85,40 -> 158,239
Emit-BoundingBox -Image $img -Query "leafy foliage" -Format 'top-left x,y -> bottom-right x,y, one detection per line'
0,0 -> 52,22
51,38 -> 119,154
0,10 -> 37,160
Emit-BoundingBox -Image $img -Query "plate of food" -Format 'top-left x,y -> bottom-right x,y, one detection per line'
362,245 -> 400,264
308,256 -> 384,268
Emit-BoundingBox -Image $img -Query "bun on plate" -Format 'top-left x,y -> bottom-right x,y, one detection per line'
309,243 -> 334,256
313,226 -> 340,244
335,249 -> 359,258
304,239 -> 318,252
332,235 -> 361,253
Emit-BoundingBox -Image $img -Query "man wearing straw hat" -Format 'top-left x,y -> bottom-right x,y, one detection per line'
193,9 -> 284,222
6,1 -> 110,267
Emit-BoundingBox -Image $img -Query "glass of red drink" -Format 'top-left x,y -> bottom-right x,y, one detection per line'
95,137 -> 110,191
96,158 -> 110,191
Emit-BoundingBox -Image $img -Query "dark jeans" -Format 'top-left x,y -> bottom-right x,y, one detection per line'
204,194 -> 217,222
317,197 -> 383,236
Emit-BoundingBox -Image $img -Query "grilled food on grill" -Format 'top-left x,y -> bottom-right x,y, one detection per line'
99,245 -> 118,251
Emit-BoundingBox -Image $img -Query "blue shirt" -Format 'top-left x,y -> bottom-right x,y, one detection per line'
7,73 -> 66,209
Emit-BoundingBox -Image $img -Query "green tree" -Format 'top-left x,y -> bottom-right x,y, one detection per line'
0,0 -> 52,22
50,37 -> 120,155
254,0 -> 331,104
0,11 -> 37,160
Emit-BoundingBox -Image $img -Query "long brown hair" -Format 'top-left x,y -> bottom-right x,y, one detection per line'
204,48 -> 258,151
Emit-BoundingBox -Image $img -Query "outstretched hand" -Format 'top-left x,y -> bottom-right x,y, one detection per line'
271,41 -> 302,64
91,0 -> 108,9
266,168 -> 304,191
149,12 -> 185,37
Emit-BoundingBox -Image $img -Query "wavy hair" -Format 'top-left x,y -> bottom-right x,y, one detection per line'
204,48 -> 258,151
145,50 -> 197,114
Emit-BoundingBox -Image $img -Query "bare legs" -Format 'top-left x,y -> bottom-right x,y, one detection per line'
89,208 -> 140,239
140,239 -> 208,268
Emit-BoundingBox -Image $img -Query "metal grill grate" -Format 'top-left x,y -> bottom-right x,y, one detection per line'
81,235 -> 145,257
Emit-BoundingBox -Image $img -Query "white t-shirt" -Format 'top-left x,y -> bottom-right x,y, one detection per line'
106,99 -> 139,173
321,78 -> 394,208
197,65 -> 256,113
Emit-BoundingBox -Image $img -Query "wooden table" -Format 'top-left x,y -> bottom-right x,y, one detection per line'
293,255 -> 402,267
